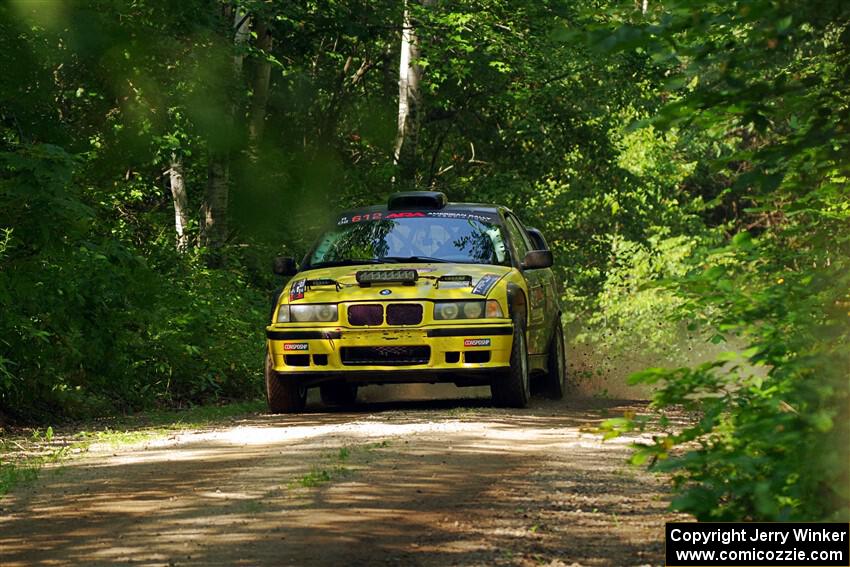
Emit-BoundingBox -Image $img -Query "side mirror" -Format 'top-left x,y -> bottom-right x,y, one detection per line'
522,250 -> 553,270
273,256 -> 298,276
526,227 -> 549,251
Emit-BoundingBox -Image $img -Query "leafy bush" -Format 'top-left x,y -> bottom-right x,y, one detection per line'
583,0 -> 850,522
0,144 -> 265,422
626,230 -> 849,521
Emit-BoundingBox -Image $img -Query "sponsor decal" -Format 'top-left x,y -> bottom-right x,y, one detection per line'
472,274 -> 500,296
283,343 -> 309,351
464,338 -> 491,347
289,279 -> 307,301
337,212 -> 383,225
386,212 -> 426,219
351,212 -> 384,222
379,289 -> 392,295
425,210 -> 498,222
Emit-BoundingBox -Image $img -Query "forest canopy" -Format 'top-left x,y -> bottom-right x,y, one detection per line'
1,0 -> 847,521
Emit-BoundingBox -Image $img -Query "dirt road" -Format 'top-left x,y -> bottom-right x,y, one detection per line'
0,396 -> 687,566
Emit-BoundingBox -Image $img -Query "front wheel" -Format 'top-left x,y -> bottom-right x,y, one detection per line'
265,352 -> 307,413
491,314 -> 530,408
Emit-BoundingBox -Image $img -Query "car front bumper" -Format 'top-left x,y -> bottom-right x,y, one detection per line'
265,323 -> 513,387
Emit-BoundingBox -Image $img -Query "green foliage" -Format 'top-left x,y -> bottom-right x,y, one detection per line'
627,230 -> 849,521
577,233 -> 697,359
0,143 -> 265,420
0,426 -> 67,497
0,454 -> 45,498
586,0 -> 850,521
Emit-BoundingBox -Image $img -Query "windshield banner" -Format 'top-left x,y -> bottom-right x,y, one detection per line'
338,210 -> 499,225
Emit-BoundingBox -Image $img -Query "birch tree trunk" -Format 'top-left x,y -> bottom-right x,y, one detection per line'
168,153 -> 190,251
232,8 -> 251,78
201,7 -> 251,259
393,0 -> 431,185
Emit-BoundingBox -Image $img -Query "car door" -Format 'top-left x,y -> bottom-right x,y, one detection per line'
504,213 -> 548,354
526,226 -> 560,341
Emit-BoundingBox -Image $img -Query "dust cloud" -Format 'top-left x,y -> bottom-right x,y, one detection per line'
567,323 -> 749,400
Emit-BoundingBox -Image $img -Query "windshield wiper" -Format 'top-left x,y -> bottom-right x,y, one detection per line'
379,256 -> 451,264
308,259 -> 385,268
308,256 -> 453,269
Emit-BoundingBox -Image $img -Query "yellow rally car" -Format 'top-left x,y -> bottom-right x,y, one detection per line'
265,191 -> 565,412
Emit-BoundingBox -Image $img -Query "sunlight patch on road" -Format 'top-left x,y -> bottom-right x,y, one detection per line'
78,416 -> 657,471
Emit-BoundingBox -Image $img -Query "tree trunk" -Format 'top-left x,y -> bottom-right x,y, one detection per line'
249,19 -> 273,147
168,153 -> 190,251
201,8 -> 251,258
393,0 -> 431,185
203,152 -> 230,261
232,8 -> 251,79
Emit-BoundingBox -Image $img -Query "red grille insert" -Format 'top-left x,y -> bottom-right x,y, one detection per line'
386,303 -> 423,326
348,304 -> 383,326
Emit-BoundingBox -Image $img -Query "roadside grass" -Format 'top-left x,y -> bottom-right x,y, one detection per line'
289,440 -> 391,490
70,400 -> 267,448
0,400 -> 266,498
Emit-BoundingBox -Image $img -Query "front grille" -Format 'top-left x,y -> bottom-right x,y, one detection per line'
386,303 -> 423,326
341,346 -> 430,366
348,304 -> 383,326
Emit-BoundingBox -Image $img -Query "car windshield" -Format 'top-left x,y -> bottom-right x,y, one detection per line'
306,213 -> 510,268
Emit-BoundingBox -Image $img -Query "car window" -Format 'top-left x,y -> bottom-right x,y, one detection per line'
307,215 -> 511,267
487,226 -> 508,264
504,214 -> 533,259
527,228 -> 548,251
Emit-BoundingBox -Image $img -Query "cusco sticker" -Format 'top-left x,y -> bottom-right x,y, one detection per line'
283,343 -> 309,351
472,274 -> 499,295
464,338 -> 491,347
289,279 -> 307,301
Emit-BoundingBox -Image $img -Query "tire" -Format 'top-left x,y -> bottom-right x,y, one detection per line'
265,352 -> 307,413
543,319 -> 566,399
491,313 -> 530,408
320,383 -> 358,406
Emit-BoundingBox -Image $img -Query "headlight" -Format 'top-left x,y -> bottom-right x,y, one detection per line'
434,300 -> 504,320
435,302 -> 460,320
278,304 -> 338,323
462,301 -> 483,318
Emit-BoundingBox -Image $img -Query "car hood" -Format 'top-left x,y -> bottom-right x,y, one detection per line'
284,263 -> 513,303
